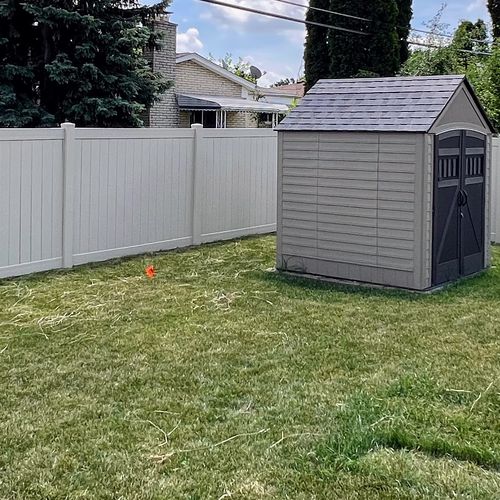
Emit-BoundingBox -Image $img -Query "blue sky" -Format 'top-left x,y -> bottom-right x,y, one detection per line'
146,1 -> 492,86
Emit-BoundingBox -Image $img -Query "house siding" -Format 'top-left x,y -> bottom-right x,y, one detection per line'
278,131 -> 426,290
176,60 -> 244,98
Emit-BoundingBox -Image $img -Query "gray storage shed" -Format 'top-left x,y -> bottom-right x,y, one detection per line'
275,75 -> 496,290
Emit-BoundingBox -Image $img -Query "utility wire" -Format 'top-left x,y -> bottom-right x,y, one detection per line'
269,0 -> 494,46
409,40 -> 492,56
198,0 -> 492,56
271,0 -> 371,23
197,0 -> 369,35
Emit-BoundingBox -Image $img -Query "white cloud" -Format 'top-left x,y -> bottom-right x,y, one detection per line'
240,54 -> 301,88
199,0 -> 307,44
177,27 -> 204,53
257,70 -> 290,87
466,0 -> 487,13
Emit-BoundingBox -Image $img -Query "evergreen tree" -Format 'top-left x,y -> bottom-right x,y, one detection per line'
0,1 -> 52,126
327,0 -> 399,78
368,0 -> 400,76
396,0 -> 413,66
304,0 -> 331,91
0,0 -> 171,127
488,0 -> 500,38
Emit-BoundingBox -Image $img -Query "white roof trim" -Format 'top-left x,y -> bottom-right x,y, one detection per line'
176,53 -> 258,92
178,94 -> 289,113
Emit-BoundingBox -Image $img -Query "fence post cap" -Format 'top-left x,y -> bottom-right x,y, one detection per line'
191,123 -> 203,129
61,122 -> 76,129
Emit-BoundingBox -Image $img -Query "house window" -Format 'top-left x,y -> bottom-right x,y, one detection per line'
189,111 -> 217,128
257,113 -> 284,128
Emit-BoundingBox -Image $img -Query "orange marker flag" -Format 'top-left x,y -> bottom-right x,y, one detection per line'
145,265 -> 156,279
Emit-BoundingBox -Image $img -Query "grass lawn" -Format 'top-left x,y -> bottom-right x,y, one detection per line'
1,236 -> 499,499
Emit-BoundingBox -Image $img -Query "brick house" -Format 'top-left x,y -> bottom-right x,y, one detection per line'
145,17 -> 290,128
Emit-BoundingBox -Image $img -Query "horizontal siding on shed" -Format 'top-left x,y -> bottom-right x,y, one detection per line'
279,131 -> 424,288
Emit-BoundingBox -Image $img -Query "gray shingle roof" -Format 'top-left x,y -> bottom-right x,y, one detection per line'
276,75 -> 469,132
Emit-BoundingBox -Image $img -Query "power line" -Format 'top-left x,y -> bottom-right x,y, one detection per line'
409,40 -> 492,56
410,27 -> 494,46
268,0 -> 494,46
198,0 -> 492,56
197,0 -> 369,36
271,0 -> 371,23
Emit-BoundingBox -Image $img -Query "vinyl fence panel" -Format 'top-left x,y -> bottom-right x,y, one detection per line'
196,128 -> 277,243
72,129 -> 195,265
492,136 -> 500,244
0,126 -> 278,279
0,130 -> 64,278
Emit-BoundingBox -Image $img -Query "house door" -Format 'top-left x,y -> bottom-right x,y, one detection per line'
432,130 -> 486,286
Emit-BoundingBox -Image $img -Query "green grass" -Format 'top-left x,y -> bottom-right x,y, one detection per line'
0,236 -> 499,499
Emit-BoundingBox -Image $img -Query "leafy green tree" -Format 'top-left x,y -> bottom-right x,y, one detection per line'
209,53 -> 257,83
0,0 -> 171,127
304,0 -> 331,91
452,20 -> 489,70
402,12 -> 499,129
488,0 -> 500,38
488,44 -> 500,127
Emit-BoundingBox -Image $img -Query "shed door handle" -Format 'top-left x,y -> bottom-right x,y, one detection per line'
462,189 -> 468,206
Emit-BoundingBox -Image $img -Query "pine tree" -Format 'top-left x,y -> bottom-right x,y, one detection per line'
0,0 -> 171,127
396,0 -> 413,66
304,0 -> 331,91
0,1 -> 52,126
488,0 -> 500,38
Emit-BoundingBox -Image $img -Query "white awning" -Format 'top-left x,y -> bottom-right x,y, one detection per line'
177,94 -> 289,113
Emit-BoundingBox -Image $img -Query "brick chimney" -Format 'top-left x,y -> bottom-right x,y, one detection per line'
144,15 -> 179,128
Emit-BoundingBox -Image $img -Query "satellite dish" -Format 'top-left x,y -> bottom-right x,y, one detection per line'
250,66 -> 263,80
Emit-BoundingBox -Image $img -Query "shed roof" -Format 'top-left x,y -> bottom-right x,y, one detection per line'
276,75 -> 495,133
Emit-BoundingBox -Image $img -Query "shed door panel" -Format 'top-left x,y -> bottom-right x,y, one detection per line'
461,131 -> 485,276
433,132 -> 461,285
432,131 -> 486,286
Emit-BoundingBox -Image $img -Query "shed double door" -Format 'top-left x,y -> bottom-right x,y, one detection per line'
432,130 -> 486,286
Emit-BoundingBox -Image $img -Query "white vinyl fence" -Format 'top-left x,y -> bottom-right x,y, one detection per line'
492,136 -> 500,244
0,125 -> 277,279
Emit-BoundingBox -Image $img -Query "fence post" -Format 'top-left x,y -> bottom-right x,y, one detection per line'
191,124 -> 204,245
61,122 -> 76,268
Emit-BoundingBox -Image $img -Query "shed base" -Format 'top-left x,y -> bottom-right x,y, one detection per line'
276,269 -> 487,294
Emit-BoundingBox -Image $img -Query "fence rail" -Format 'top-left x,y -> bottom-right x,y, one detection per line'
0,125 -> 277,279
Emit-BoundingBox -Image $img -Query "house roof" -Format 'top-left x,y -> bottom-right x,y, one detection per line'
177,94 -> 289,113
176,53 -> 258,92
260,83 -> 305,98
175,52 -> 303,101
276,75 -> 495,133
